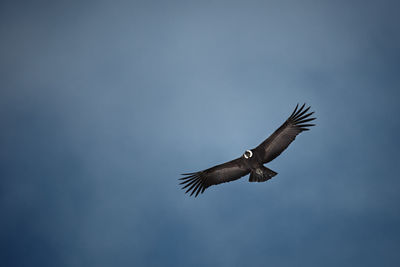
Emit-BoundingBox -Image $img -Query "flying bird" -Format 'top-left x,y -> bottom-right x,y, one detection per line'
179,103 -> 316,197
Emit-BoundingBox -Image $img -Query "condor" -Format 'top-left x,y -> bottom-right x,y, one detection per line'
179,104 -> 316,197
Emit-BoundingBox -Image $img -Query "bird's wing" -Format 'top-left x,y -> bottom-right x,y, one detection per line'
253,103 -> 316,164
179,157 -> 250,197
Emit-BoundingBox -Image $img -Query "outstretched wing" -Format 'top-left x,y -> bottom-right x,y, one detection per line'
253,103 -> 316,164
179,157 -> 250,197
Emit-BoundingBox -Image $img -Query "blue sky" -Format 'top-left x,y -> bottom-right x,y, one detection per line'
1,0 -> 400,266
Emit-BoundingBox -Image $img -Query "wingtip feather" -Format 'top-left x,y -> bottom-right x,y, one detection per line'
179,171 -> 207,197
186,180 -> 201,194
290,103 -> 299,117
181,172 -> 195,176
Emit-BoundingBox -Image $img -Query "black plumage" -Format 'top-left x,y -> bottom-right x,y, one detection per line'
179,103 -> 316,197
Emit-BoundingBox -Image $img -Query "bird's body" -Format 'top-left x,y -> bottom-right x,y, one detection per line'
241,151 -> 273,182
179,104 -> 316,197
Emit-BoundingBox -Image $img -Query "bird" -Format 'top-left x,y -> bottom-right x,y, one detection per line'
179,103 -> 316,197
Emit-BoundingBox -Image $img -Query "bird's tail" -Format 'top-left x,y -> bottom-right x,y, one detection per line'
249,166 -> 277,182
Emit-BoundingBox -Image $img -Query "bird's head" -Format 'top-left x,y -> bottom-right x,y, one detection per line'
243,150 -> 253,159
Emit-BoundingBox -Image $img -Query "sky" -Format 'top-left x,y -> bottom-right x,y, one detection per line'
1,0 -> 400,266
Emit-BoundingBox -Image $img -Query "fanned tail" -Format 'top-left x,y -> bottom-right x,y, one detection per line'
249,166 -> 277,182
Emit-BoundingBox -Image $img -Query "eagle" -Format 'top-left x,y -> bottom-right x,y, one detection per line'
179,103 -> 316,197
